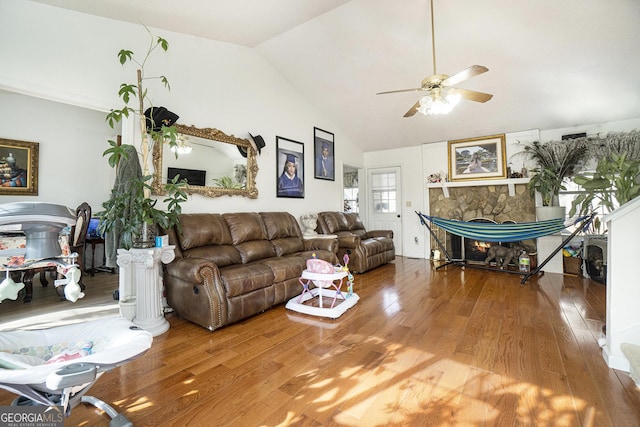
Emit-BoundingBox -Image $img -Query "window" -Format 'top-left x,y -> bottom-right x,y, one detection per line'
343,188 -> 359,213
343,170 -> 359,213
371,172 -> 397,213
559,178 -> 610,234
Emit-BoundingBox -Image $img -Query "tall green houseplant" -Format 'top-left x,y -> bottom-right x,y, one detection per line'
570,130 -> 640,217
516,139 -> 589,206
99,26 -> 187,250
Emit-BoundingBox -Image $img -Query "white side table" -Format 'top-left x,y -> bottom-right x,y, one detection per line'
117,246 -> 175,336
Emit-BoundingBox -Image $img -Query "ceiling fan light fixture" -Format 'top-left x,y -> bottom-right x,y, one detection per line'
417,88 -> 461,115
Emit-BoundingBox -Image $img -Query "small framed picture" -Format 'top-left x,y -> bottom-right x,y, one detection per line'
276,136 -> 305,198
314,127 -> 335,181
448,134 -> 507,181
0,138 -> 39,195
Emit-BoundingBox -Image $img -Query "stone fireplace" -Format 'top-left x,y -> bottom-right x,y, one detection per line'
427,179 -> 536,262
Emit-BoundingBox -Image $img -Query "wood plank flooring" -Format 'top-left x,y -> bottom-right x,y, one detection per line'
1,257 -> 639,426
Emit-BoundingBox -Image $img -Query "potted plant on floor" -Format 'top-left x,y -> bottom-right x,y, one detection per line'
514,138 -> 589,220
98,26 -> 187,251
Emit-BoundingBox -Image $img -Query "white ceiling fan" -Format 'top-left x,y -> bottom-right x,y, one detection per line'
376,0 -> 493,117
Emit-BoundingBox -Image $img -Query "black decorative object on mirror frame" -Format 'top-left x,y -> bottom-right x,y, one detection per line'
314,127 -> 335,181
238,133 -> 266,158
276,136 -> 304,198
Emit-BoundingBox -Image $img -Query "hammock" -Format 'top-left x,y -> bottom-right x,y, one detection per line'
416,213 -> 592,242
416,211 -> 596,284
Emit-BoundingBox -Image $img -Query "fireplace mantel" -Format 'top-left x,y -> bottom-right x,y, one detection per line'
427,177 -> 530,198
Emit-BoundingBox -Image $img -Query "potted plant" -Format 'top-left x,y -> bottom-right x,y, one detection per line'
212,176 -> 244,189
569,130 -> 640,218
98,26 -> 187,250
514,138 -> 589,220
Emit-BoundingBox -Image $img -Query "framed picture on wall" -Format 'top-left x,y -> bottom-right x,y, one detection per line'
0,138 -> 39,195
448,134 -> 506,181
276,136 -> 305,198
314,127 -> 335,181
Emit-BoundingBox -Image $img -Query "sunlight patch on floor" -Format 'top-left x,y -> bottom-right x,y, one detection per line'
0,303 -> 120,331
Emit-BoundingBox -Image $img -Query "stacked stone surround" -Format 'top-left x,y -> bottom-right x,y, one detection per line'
428,182 -> 535,223
428,182 -> 536,256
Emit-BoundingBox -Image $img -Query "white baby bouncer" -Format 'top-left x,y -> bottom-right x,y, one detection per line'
0,202 -> 154,425
0,317 -> 153,426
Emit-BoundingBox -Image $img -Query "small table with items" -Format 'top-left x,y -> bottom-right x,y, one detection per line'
286,268 -> 359,319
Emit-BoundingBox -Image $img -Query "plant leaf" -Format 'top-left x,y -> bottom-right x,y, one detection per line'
118,49 -> 134,65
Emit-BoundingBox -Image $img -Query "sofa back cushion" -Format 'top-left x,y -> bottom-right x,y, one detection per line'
178,213 -> 233,249
260,212 -> 304,256
318,211 -> 350,234
344,212 -> 367,237
177,214 -> 241,267
224,212 -> 276,263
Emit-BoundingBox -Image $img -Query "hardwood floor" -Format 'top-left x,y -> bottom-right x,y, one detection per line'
1,257 -> 639,426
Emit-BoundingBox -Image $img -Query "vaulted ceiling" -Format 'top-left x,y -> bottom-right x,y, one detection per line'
32,0 -> 640,152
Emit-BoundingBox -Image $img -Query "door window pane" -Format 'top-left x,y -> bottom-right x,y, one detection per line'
372,172 -> 396,213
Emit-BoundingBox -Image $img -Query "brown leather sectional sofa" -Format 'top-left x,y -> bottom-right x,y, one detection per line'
163,212 -> 338,331
315,211 -> 395,274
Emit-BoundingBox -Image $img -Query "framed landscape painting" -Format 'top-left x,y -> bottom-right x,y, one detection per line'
448,134 -> 506,181
0,138 -> 39,195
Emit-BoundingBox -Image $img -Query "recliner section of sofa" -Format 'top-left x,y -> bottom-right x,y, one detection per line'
315,211 -> 395,273
164,211 -> 338,331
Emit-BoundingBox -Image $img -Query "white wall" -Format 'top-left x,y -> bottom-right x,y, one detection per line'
367,118 -> 640,261
0,0 -> 360,220
603,197 -> 640,371
0,91 -> 114,210
364,146 -> 425,259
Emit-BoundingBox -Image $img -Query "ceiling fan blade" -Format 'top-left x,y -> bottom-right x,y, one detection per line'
403,101 -> 420,117
377,87 -> 425,95
455,88 -> 493,103
441,65 -> 489,87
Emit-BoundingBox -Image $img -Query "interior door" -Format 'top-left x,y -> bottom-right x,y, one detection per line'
368,166 -> 402,255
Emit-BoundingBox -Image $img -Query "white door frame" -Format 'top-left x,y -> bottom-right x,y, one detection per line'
366,166 -> 403,256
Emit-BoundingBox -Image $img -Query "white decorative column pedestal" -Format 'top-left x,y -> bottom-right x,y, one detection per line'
117,246 -> 175,337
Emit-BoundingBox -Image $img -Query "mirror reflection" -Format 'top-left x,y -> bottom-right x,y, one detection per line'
152,124 -> 258,198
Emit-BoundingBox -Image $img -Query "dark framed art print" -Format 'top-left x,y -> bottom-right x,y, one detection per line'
276,136 -> 305,198
314,127 -> 335,181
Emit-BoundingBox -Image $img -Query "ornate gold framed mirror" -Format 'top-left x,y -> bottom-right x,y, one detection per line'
152,124 -> 258,198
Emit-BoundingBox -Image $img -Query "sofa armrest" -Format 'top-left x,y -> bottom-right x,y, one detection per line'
165,257 -> 219,285
365,230 -> 393,239
303,237 -> 338,253
337,233 -> 360,249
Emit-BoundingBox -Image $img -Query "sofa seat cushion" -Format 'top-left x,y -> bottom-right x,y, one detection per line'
259,256 -> 305,283
219,264 -> 274,298
183,245 -> 242,268
361,238 -> 393,257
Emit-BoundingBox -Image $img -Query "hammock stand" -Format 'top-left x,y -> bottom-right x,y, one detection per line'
416,211 -> 596,284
